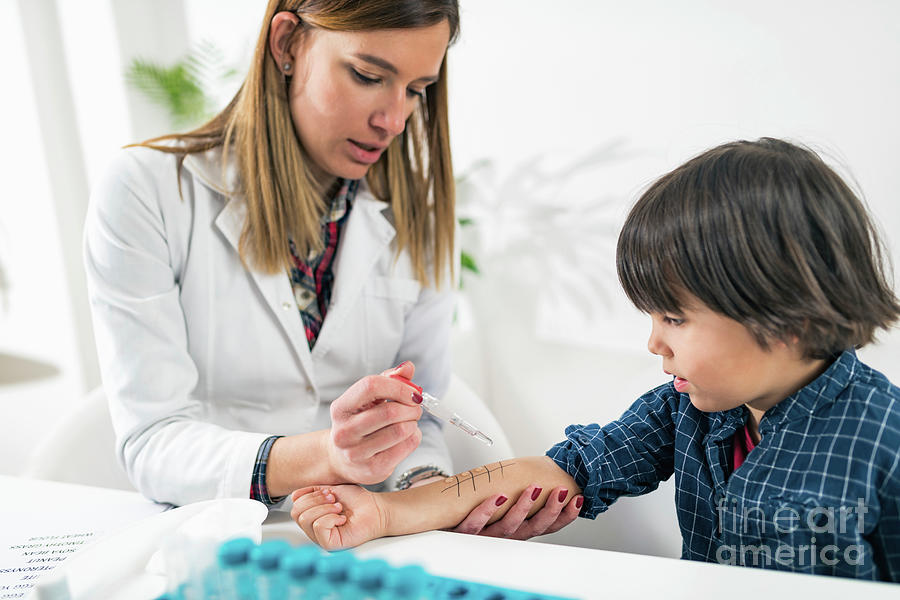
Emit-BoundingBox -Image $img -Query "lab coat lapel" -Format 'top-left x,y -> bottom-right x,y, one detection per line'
214,197 -> 317,387
312,190 -> 395,359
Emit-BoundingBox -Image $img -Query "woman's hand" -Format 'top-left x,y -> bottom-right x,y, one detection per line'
327,361 -> 425,485
449,484 -> 582,540
291,485 -> 385,551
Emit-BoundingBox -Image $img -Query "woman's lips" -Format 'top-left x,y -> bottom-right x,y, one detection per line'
347,139 -> 386,164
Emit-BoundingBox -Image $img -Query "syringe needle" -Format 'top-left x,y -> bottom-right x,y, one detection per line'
390,374 -> 493,447
473,431 -> 494,447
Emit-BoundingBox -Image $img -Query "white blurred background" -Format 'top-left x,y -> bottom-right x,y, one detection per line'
2,0 -> 898,558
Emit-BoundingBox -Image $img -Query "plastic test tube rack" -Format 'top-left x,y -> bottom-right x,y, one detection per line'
153,537 -> 579,600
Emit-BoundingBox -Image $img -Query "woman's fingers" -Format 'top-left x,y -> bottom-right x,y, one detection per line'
335,400 -> 422,442
380,360 -> 415,380
507,486 -> 569,539
451,485 -> 578,541
324,363 -> 430,483
541,494 -> 583,535
481,484 -> 541,538
450,494 -> 508,534
330,370 -> 423,421
364,427 -> 423,473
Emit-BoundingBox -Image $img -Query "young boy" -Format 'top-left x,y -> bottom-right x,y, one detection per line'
291,138 -> 900,582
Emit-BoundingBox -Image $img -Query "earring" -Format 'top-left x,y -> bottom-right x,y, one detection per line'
283,63 -> 292,73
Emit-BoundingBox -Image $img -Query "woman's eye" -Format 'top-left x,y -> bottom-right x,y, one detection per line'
663,316 -> 685,326
352,69 -> 380,85
407,88 -> 425,99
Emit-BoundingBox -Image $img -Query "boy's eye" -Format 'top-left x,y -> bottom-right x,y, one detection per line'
662,316 -> 685,326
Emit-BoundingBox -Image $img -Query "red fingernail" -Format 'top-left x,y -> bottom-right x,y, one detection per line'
393,361 -> 409,370
558,489 -> 568,503
495,495 -> 508,506
575,496 -> 584,509
412,392 -> 423,404
531,487 -> 542,501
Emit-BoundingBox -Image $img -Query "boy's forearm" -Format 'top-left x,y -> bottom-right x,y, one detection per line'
382,456 -> 580,536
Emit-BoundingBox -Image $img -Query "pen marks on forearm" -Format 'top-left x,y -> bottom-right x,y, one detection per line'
440,461 -> 516,498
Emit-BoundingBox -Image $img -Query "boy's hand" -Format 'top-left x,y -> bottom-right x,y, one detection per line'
450,484 -> 582,540
290,485 -> 386,550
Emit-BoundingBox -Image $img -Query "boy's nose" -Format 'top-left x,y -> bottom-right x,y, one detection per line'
647,325 -> 671,357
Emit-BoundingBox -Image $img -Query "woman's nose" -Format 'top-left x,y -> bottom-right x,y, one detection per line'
371,91 -> 408,137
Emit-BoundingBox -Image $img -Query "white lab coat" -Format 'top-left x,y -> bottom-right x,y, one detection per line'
84,145 -> 454,506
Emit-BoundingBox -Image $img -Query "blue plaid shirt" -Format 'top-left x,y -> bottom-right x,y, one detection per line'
547,350 -> 900,582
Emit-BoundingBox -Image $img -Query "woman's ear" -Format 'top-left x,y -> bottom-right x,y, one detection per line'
268,11 -> 301,74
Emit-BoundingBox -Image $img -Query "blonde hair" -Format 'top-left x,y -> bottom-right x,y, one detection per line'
134,0 -> 459,287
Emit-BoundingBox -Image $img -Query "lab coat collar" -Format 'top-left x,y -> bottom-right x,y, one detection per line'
314,183 -> 396,359
182,145 -> 240,197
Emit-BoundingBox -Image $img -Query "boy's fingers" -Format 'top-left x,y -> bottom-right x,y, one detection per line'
290,486 -> 322,502
295,502 -> 343,533
291,489 -> 337,519
312,513 -> 348,551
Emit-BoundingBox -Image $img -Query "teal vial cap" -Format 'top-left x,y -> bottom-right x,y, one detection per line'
249,539 -> 293,571
217,537 -> 256,567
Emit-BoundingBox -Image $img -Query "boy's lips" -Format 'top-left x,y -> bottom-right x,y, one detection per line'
665,370 -> 690,393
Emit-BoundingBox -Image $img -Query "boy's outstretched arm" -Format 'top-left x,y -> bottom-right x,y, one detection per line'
290,456 -> 581,550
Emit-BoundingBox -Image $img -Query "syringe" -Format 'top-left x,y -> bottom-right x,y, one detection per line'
390,375 -> 494,446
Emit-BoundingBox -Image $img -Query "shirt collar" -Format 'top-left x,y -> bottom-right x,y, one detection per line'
323,179 -> 359,224
758,348 -> 858,434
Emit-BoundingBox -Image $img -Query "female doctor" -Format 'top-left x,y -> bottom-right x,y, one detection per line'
84,0 -> 579,539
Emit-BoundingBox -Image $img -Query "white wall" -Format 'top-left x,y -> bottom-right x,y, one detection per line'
2,0 -> 898,558
446,0 -> 900,418
447,0 -> 900,556
0,0 -> 86,475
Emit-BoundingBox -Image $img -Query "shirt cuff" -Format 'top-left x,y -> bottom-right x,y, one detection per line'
250,435 -> 286,507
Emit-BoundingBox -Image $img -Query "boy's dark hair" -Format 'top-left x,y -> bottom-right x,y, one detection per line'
616,137 -> 900,359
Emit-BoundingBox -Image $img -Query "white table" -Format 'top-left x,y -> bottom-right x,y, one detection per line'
1,476 -> 896,600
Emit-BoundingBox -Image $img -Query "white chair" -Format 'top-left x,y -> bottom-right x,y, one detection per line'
24,386 -> 133,491
440,373 -> 514,471
23,374 -> 512,492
